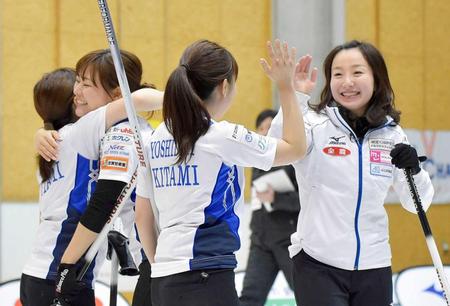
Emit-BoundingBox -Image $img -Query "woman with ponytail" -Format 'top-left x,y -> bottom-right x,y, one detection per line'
135,39 -> 313,306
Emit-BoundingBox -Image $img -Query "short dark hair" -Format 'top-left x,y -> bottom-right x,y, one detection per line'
313,40 -> 400,125
256,109 -> 277,128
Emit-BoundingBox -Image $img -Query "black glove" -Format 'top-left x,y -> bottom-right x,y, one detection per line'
107,230 -> 140,276
390,143 -> 425,175
54,263 -> 85,305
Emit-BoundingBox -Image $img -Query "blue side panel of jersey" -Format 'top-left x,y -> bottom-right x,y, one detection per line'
190,163 -> 241,270
46,155 -> 99,285
130,189 -> 136,202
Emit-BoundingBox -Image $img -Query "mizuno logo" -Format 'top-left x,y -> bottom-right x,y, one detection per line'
328,135 -> 347,146
424,283 -> 445,299
330,136 -> 345,142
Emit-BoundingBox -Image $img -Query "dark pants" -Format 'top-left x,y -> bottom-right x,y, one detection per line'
20,273 -> 95,306
132,260 -> 152,306
293,250 -> 393,306
152,269 -> 239,306
239,209 -> 297,306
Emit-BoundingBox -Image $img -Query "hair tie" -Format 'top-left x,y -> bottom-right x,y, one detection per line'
43,122 -> 54,130
180,63 -> 191,72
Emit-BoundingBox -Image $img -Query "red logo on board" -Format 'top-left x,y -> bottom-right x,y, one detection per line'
323,146 -> 351,156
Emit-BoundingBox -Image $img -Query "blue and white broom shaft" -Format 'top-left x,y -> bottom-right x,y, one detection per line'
404,168 -> 450,305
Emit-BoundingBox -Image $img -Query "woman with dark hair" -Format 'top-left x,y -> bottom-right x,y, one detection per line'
25,50 -> 162,306
134,39 -> 311,306
269,40 -> 434,306
43,49 -> 162,306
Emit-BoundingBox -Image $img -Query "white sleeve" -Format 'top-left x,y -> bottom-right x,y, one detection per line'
98,123 -> 138,183
210,121 -> 277,171
268,91 -> 310,139
136,164 -> 154,201
68,105 -> 107,159
268,91 -> 313,157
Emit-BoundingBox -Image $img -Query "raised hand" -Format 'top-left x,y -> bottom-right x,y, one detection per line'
294,54 -> 318,95
260,39 -> 296,91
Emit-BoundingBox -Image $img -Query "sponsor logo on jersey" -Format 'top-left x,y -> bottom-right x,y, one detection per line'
323,146 -> 351,156
369,149 -> 391,164
120,127 -> 133,134
227,124 -> 270,153
101,156 -> 129,171
328,135 -> 347,145
111,135 -> 130,142
370,163 -> 393,177
368,138 -> 394,151
231,125 -> 239,139
245,132 -> 253,142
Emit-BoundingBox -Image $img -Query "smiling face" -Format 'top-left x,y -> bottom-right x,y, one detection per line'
73,66 -> 112,117
330,48 -> 375,117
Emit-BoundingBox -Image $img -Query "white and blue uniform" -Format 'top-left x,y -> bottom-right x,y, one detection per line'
99,119 -> 153,265
70,108 -> 153,266
136,120 -> 278,278
22,107 -> 107,287
269,92 -> 434,271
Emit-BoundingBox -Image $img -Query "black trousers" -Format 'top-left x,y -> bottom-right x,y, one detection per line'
20,273 -> 95,306
239,209 -> 297,306
152,269 -> 239,306
293,250 -> 393,306
132,260 -> 152,306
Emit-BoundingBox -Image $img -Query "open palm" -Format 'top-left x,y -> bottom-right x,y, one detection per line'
294,55 -> 318,95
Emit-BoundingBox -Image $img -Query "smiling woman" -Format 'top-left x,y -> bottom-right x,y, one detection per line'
24,49 -> 163,306
268,40 -> 434,306
329,48 -> 375,117
73,49 -> 145,117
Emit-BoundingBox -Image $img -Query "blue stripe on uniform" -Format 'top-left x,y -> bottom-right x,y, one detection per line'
190,163 -> 241,270
47,155 -> 98,285
353,144 -> 363,269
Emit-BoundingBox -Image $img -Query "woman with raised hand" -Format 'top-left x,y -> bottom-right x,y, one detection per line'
269,40 -> 434,306
135,39 -> 311,306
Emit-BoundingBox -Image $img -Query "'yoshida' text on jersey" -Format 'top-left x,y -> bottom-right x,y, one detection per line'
137,120 -> 277,277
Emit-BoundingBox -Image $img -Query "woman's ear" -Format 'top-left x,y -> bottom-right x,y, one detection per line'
221,79 -> 229,98
111,87 -> 122,100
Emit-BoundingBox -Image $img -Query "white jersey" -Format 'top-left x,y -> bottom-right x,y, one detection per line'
136,120 -> 277,277
23,107 -> 107,287
71,110 -> 154,265
269,92 -> 434,271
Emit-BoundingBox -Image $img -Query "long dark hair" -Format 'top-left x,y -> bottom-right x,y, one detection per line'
313,40 -> 400,125
163,40 -> 238,164
34,68 -> 77,182
76,49 -> 155,98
